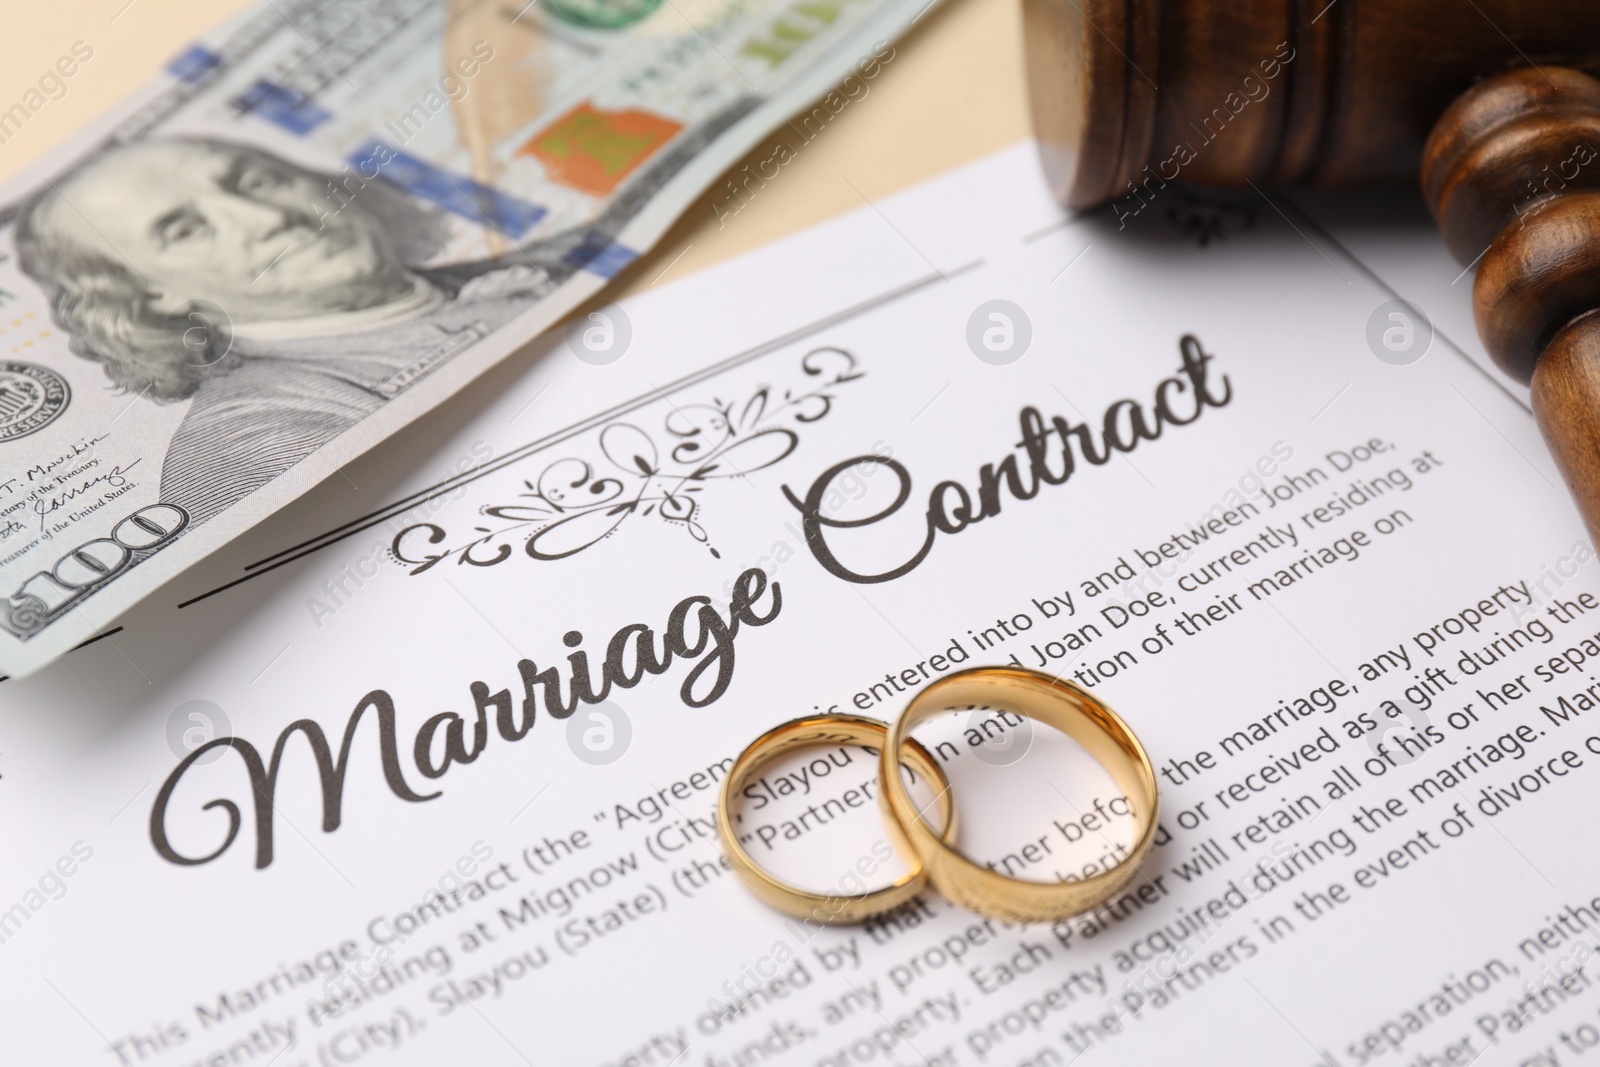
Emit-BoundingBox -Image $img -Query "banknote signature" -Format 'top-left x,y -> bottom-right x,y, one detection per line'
31,458 -> 143,529
12,433 -> 107,490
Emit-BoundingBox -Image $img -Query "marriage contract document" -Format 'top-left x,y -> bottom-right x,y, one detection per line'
1,143 -> 1595,1066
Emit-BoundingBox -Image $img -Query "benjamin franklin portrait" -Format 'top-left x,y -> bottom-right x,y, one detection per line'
11,109 -> 750,527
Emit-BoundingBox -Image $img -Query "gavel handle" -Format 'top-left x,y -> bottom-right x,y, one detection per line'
1533,321 -> 1600,543
1424,67 -> 1600,542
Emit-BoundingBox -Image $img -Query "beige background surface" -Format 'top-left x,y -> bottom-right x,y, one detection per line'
0,0 -> 1032,300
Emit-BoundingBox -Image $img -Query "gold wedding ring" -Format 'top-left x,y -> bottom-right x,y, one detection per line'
717,714 -> 957,924
880,667 -> 1159,924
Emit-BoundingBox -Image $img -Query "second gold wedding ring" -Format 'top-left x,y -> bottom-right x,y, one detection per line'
716,714 -> 957,924
881,667 -> 1160,924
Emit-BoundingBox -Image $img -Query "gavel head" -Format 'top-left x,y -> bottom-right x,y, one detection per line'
1021,0 -> 1600,543
1022,0 -> 1600,210
1418,65 -> 1600,547
1422,67 -> 1600,384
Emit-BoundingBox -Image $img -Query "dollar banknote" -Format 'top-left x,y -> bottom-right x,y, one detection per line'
0,0 -> 932,677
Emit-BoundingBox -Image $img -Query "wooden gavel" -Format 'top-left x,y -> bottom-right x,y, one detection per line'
1021,0 -> 1600,536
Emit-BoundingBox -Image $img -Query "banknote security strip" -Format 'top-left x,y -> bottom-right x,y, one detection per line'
234,80 -> 333,136
166,45 -> 224,85
562,233 -> 640,278
348,141 -> 548,239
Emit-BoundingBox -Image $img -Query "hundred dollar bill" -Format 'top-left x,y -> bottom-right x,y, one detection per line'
0,0 -> 929,677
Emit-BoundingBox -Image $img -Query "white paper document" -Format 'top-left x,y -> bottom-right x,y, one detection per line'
3,143 -> 1598,1066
